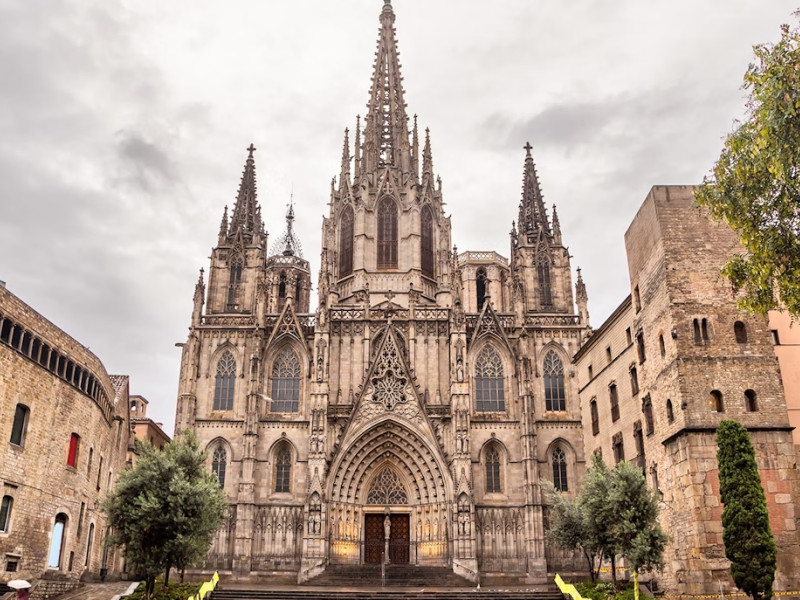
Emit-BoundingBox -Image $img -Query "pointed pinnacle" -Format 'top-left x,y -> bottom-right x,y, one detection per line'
422,127 -> 433,175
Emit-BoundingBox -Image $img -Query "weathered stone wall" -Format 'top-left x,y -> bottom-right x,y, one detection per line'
0,286 -> 131,583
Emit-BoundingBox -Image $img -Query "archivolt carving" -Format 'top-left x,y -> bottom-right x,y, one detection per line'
366,467 -> 408,504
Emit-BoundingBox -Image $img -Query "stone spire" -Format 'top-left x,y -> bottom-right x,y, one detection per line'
362,0 -> 411,172
271,196 -> 304,258
340,128 -> 351,186
411,114 -> 419,180
192,268 -> 205,327
552,204 -> 562,245
218,205 -> 229,244
518,142 -> 551,239
576,267 -> 590,327
354,115 -> 362,180
228,144 -> 263,242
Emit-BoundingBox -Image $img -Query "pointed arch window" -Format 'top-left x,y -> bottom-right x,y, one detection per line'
275,446 -> 291,493
476,268 -> 487,311
475,346 -> 505,412
212,446 -> 227,487
537,259 -> 552,307
271,347 -> 301,412
544,351 -> 566,411
278,272 -> 287,299
485,446 -> 501,493
213,351 -> 236,411
552,446 -> 568,492
421,205 -> 434,279
339,206 -> 354,277
377,197 -> 398,269
227,257 -> 243,309
590,398 -> 599,436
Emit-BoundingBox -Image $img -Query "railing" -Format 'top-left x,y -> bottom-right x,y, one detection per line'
555,573 -> 587,600
187,572 -> 219,600
458,251 -> 509,266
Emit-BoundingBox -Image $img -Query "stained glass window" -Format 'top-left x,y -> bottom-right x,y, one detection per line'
275,446 -> 291,493
213,351 -> 236,411
377,197 -> 398,269
475,346 -> 504,412
486,447 -> 501,493
340,207 -> 354,277
212,446 -> 227,487
544,351 -> 565,411
271,347 -> 301,412
421,205 -> 434,279
552,446 -> 568,491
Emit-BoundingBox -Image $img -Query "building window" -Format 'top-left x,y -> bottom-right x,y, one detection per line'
629,365 -> 639,396
659,333 -> 666,358
537,259 -> 552,307
275,446 -> 291,493
476,268 -> 487,311
475,346 -> 505,412
590,398 -> 599,436
67,433 -> 80,468
227,258 -> 243,309
48,514 -> 68,569
271,347 -> 301,412
278,272 -> 287,299
339,206 -> 354,277
421,204 -> 434,279
212,446 -> 227,487
642,395 -> 654,436
213,351 -> 236,411
636,330 -> 646,363
552,446 -> 568,492
377,196 -> 398,269
0,496 -> 12,533
612,433 -> 625,465
10,404 -> 28,446
588,364 -> 593,379
633,285 -> 641,312
87,448 -> 93,477
606,346 -> 612,363
84,523 -> 94,567
544,351 -> 566,411
744,389 -> 758,412
96,457 -> 103,491
734,321 -> 748,344
666,399 -> 674,423
694,318 -> 711,343
771,329 -> 780,345
710,390 -> 724,413
485,446 -> 501,493
633,421 -> 645,473
610,383 -> 620,422
625,327 -> 632,345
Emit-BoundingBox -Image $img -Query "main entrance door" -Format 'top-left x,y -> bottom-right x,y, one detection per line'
363,514 -> 410,564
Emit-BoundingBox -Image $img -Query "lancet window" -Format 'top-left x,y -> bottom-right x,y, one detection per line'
544,351 -> 566,411
275,445 -> 291,493
475,346 -> 505,412
271,347 -> 301,412
537,259 -> 552,307
485,446 -> 501,493
552,446 -> 568,492
377,197 -> 398,269
213,351 -> 236,411
212,446 -> 227,487
476,268 -> 487,311
227,257 -> 243,309
366,467 -> 408,504
339,207 -> 354,277
421,205 -> 434,279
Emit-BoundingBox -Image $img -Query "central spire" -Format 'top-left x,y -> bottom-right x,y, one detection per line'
362,0 -> 411,172
518,142 -> 551,239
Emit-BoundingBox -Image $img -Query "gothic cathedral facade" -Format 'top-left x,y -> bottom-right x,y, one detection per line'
174,0 -> 590,583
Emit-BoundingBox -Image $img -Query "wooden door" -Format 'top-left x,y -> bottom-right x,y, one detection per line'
388,514 -> 409,564
364,514 -> 384,564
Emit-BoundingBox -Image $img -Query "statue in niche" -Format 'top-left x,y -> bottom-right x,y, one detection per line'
317,357 -> 324,382
384,512 -> 391,539
456,356 -> 464,382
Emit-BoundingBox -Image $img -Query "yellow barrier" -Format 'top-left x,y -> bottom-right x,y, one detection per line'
187,571 -> 219,600
555,573 -> 587,600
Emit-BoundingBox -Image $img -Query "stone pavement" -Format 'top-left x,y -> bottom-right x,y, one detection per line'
51,582 -> 138,600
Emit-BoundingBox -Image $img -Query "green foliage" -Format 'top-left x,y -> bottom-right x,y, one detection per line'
103,432 -> 225,600
126,581 -> 202,600
579,454 -> 618,580
695,13 -> 800,317
716,420 -> 777,600
544,480 -> 598,580
576,581 -> 617,600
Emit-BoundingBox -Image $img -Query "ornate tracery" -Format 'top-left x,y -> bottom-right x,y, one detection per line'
271,347 -> 301,412
366,467 -> 408,504
421,204 -> 434,279
377,197 -> 398,269
213,351 -> 236,411
475,346 -> 505,412
339,207 -> 354,277
543,350 -> 565,411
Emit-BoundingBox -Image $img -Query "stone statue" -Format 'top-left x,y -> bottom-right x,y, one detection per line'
384,513 -> 391,539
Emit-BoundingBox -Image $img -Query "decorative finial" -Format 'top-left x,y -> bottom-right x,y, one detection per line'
247,143 -> 257,159
523,141 -> 533,157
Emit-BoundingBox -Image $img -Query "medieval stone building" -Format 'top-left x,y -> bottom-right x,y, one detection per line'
174,0 -> 589,583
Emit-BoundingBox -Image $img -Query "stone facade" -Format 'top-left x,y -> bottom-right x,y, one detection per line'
174,0 -> 589,584
130,395 -> 171,457
574,186 -> 800,594
769,310 -> 800,451
0,284 -> 132,587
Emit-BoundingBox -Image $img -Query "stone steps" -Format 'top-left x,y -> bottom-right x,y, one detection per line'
303,565 -> 472,587
213,590 -> 564,600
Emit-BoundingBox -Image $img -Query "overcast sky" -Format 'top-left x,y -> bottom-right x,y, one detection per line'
0,0 -> 795,436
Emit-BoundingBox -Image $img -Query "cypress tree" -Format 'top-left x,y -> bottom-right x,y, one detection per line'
716,420 -> 776,600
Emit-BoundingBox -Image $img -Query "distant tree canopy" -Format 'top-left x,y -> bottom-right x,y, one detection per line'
695,12 -> 800,318
103,432 -> 225,600
716,420 -> 776,600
